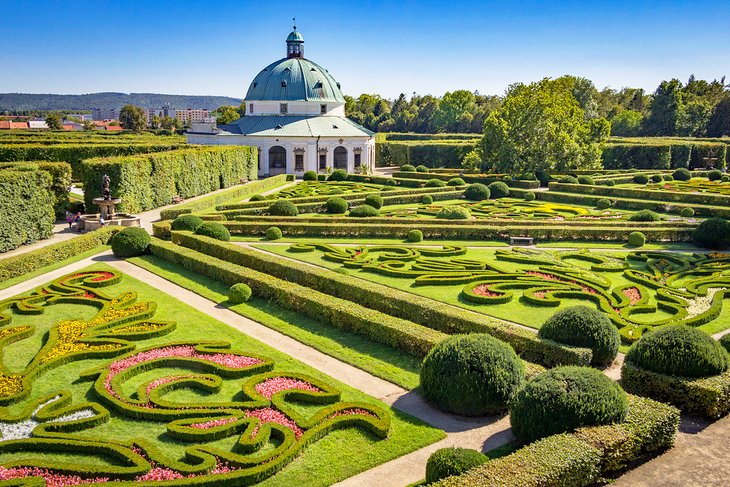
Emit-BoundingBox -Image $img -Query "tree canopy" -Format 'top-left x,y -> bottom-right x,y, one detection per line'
118,104 -> 147,131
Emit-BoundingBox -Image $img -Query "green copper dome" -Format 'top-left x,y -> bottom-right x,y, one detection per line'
286,30 -> 304,42
245,57 -> 345,103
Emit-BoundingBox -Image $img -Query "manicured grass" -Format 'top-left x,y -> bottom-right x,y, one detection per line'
0,263 -> 444,485
536,241 -> 701,251
233,236 -> 510,247
129,255 -> 423,389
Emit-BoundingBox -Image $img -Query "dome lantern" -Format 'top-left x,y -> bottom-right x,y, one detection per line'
286,20 -> 304,59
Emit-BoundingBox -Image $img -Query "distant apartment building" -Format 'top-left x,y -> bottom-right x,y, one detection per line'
91,108 -> 118,121
173,108 -> 212,125
66,114 -> 93,121
28,120 -> 49,130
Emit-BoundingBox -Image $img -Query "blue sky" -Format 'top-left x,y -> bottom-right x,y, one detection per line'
2,0 -> 728,99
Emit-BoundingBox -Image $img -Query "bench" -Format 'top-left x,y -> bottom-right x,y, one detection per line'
509,236 -> 534,246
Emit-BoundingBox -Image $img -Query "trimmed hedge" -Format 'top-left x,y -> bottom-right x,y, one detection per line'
195,222 -> 231,242
110,227 -> 151,258
268,199 -> 299,216
694,217 -> 730,249
171,214 -> 204,232
326,197 -> 348,214
628,210 -> 661,222
464,183 -> 490,201
426,448 -> 488,483
364,194 -> 384,209
349,205 -> 380,217
303,170 -> 317,181
0,161 -> 72,216
407,229 -> 423,242
228,283 -> 252,303
628,231 -> 646,247
170,233 -> 592,367
488,181 -> 510,198
82,146 -> 258,213
0,226 -> 119,282
0,169 -> 55,252
436,206 -> 471,220
265,226 -> 282,240
420,334 -> 525,416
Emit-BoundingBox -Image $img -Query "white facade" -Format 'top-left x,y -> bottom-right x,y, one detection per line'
246,101 -> 345,117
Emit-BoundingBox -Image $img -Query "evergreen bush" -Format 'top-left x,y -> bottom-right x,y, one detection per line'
268,200 -> 299,216
708,170 -> 723,181
416,165 -> 429,173
633,174 -> 649,184
421,195 -> 434,204
680,207 -> 695,218
524,192 -> 536,201
436,206 -> 471,220
577,176 -> 595,185
426,178 -> 446,188
693,217 -> 730,249
407,229 -> 423,242
605,180 -> 616,186
628,210 -> 660,222
488,181 -> 510,198
111,227 -> 151,258
171,214 -> 204,232
249,194 -> 267,201
228,283 -> 252,304
723,175 -> 730,183
265,226 -> 283,240
628,231 -> 646,247
326,197 -> 348,214
349,205 -> 380,217
401,164 -> 416,172
673,168 -> 692,181
560,175 -> 579,184
650,174 -> 664,183
364,194 -> 384,209
464,183 -> 490,201
328,169 -> 348,181
194,222 -> 231,242
426,448 -> 488,484
420,334 -> 525,416
303,170 -> 317,181
447,177 -> 466,186
596,198 -> 612,210
386,179 -> 397,186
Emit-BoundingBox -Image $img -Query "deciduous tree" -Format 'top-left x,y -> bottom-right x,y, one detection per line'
118,104 -> 147,131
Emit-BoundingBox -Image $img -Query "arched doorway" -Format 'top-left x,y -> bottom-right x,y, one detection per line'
269,146 -> 287,175
333,146 -> 348,170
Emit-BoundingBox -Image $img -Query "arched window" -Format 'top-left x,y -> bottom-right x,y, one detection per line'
269,146 -> 287,175
333,146 -> 348,169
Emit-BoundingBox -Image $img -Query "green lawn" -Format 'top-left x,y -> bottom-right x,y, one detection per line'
0,263 -> 444,486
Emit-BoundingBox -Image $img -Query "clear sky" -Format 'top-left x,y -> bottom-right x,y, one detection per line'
2,0 -> 728,100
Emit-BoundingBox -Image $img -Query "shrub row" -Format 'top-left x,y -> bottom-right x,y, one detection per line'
0,169 -> 55,252
170,232 -> 591,366
0,161 -> 72,216
159,174 -> 288,220
150,238 -> 447,357
391,171 -> 540,189
376,140 -> 477,168
602,141 -> 728,170
548,181 -> 730,207
82,146 -> 258,213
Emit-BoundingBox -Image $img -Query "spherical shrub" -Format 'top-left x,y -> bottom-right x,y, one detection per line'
559,175 -> 579,184
328,169 -> 348,181
708,169 -> 723,181
720,334 -> 730,353
628,209 -> 660,222
425,178 -> 446,188
509,366 -> 628,443
416,165 -> 429,173
349,204 -> 380,217
249,194 -> 267,202
364,194 -> 384,209
171,214 -> 204,232
425,448 -> 488,484
673,168 -> 692,181
436,206 -> 471,220
596,198 -> 612,210
664,175 -> 674,181
605,179 -> 616,187
228,283 -> 252,304
520,172 -> 537,181
328,187 -> 344,195
722,175 -> 730,183
401,164 -> 416,172
627,325 -> 729,378
524,192 -> 536,201
538,306 -> 620,366
464,183 -> 490,201
326,197 -> 348,214
195,222 -> 231,242
407,229 -> 423,242
268,200 -> 299,216
577,175 -> 595,185
303,170 -> 317,181
680,207 -> 695,218
693,217 -> 730,249
265,226 -> 282,240
628,231 -> 646,247
420,334 -> 525,416
111,227 -> 151,258
447,177 -> 466,186
488,181 -> 510,199
421,195 -> 433,205
651,174 -> 664,183
386,179 -> 397,186
633,174 -> 649,184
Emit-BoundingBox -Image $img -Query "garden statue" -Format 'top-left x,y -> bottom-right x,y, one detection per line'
102,174 -> 111,200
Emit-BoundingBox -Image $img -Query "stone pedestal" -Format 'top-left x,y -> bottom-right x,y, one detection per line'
92,197 -> 121,220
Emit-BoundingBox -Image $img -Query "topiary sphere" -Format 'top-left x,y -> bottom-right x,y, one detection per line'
488,181 -> 510,199
421,334 -> 525,416
328,169 -> 348,181
302,170 -> 317,181
111,227 -> 151,258
560,175 -> 579,184
464,183 -> 490,201
447,177 -> 466,186
538,306 -> 620,366
348,204 -> 380,217
407,229 -> 423,242
523,191 -> 536,201
268,200 -> 299,217
416,165 -> 429,173
626,325 -> 730,378
596,198 -> 612,210
722,175 -> 730,183
628,209 -> 661,222
720,334 -> 730,353
171,214 -> 204,232
693,217 -> 730,249
708,169 -> 723,181
628,231 -> 646,247
651,174 -> 664,183
664,175 -> 674,181
401,164 -> 416,172
509,366 -> 628,443
673,168 -> 692,181
577,175 -> 595,185
680,207 -> 695,218
195,222 -> 231,242
425,448 -> 488,484
249,194 -> 267,202
425,178 -> 446,188
265,226 -> 283,240
385,179 -> 397,186
228,283 -> 252,304
633,174 -> 649,184
326,197 -> 348,214
605,179 -> 616,187
421,195 -> 433,205
364,194 -> 384,209
436,206 -> 471,220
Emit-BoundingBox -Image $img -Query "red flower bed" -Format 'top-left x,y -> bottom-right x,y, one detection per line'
255,377 -> 321,400
622,287 -> 641,305
472,284 -> 500,297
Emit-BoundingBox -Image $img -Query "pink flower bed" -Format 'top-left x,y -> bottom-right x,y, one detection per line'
190,417 -> 238,429
622,287 -> 641,305
472,284 -> 500,298
246,407 -> 303,439
255,377 -> 321,400
0,466 -> 109,487
534,291 -> 547,299
526,271 -> 561,281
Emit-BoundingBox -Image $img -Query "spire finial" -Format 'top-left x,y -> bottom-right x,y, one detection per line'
292,17 -> 296,30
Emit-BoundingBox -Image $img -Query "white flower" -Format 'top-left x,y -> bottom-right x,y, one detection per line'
0,395 -> 96,441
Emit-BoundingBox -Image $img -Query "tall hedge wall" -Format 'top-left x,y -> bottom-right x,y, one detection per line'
376,141 -> 478,168
82,146 -> 258,213
0,142 -> 184,179
603,140 -> 728,170
0,161 -> 72,217
0,169 -> 55,252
